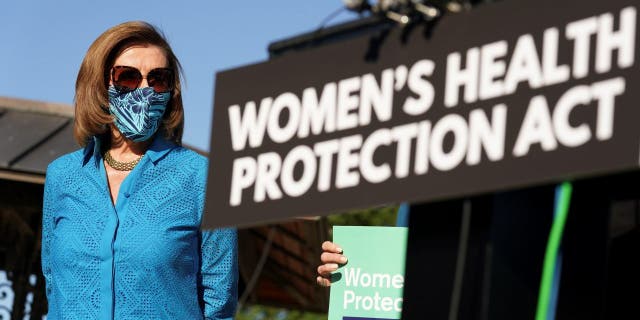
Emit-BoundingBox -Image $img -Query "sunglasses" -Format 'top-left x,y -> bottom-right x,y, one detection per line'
111,66 -> 174,93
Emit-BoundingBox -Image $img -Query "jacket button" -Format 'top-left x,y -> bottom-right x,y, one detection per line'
124,192 -> 130,198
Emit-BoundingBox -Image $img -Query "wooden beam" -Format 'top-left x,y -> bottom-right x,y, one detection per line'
0,170 -> 45,184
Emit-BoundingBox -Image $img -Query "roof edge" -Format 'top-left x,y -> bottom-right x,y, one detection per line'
0,96 -> 74,118
0,169 -> 45,185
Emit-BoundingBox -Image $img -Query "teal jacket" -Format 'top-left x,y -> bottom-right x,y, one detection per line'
41,136 -> 237,319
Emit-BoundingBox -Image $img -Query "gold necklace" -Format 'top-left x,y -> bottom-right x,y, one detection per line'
104,150 -> 143,171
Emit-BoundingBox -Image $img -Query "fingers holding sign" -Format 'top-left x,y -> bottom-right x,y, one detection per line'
317,241 -> 348,287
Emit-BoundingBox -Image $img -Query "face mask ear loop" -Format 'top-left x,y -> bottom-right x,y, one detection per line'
101,104 -> 110,115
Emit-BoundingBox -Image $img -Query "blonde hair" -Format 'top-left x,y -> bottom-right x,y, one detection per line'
73,21 -> 184,146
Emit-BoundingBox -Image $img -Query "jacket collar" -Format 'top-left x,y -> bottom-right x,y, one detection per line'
82,135 -> 176,167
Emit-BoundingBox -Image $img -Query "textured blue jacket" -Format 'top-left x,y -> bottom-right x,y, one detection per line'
41,136 -> 238,319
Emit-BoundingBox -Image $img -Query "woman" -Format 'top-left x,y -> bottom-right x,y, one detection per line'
41,21 -> 237,319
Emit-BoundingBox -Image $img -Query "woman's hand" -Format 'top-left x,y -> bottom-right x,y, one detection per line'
316,241 -> 348,287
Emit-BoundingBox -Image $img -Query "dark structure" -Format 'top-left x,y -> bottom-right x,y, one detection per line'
0,96 -> 76,319
402,176 -> 640,319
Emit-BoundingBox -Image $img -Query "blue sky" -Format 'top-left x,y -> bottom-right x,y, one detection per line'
0,1 -> 356,151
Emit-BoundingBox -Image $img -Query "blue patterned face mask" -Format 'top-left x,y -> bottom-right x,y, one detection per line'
108,86 -> 170,142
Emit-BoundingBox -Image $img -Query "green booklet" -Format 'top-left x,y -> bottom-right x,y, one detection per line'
328,226 -> 408,320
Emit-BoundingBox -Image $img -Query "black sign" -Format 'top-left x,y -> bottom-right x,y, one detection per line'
204,0 -> 640,228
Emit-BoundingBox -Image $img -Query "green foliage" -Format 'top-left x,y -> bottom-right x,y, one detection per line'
327,205 -> 399,228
